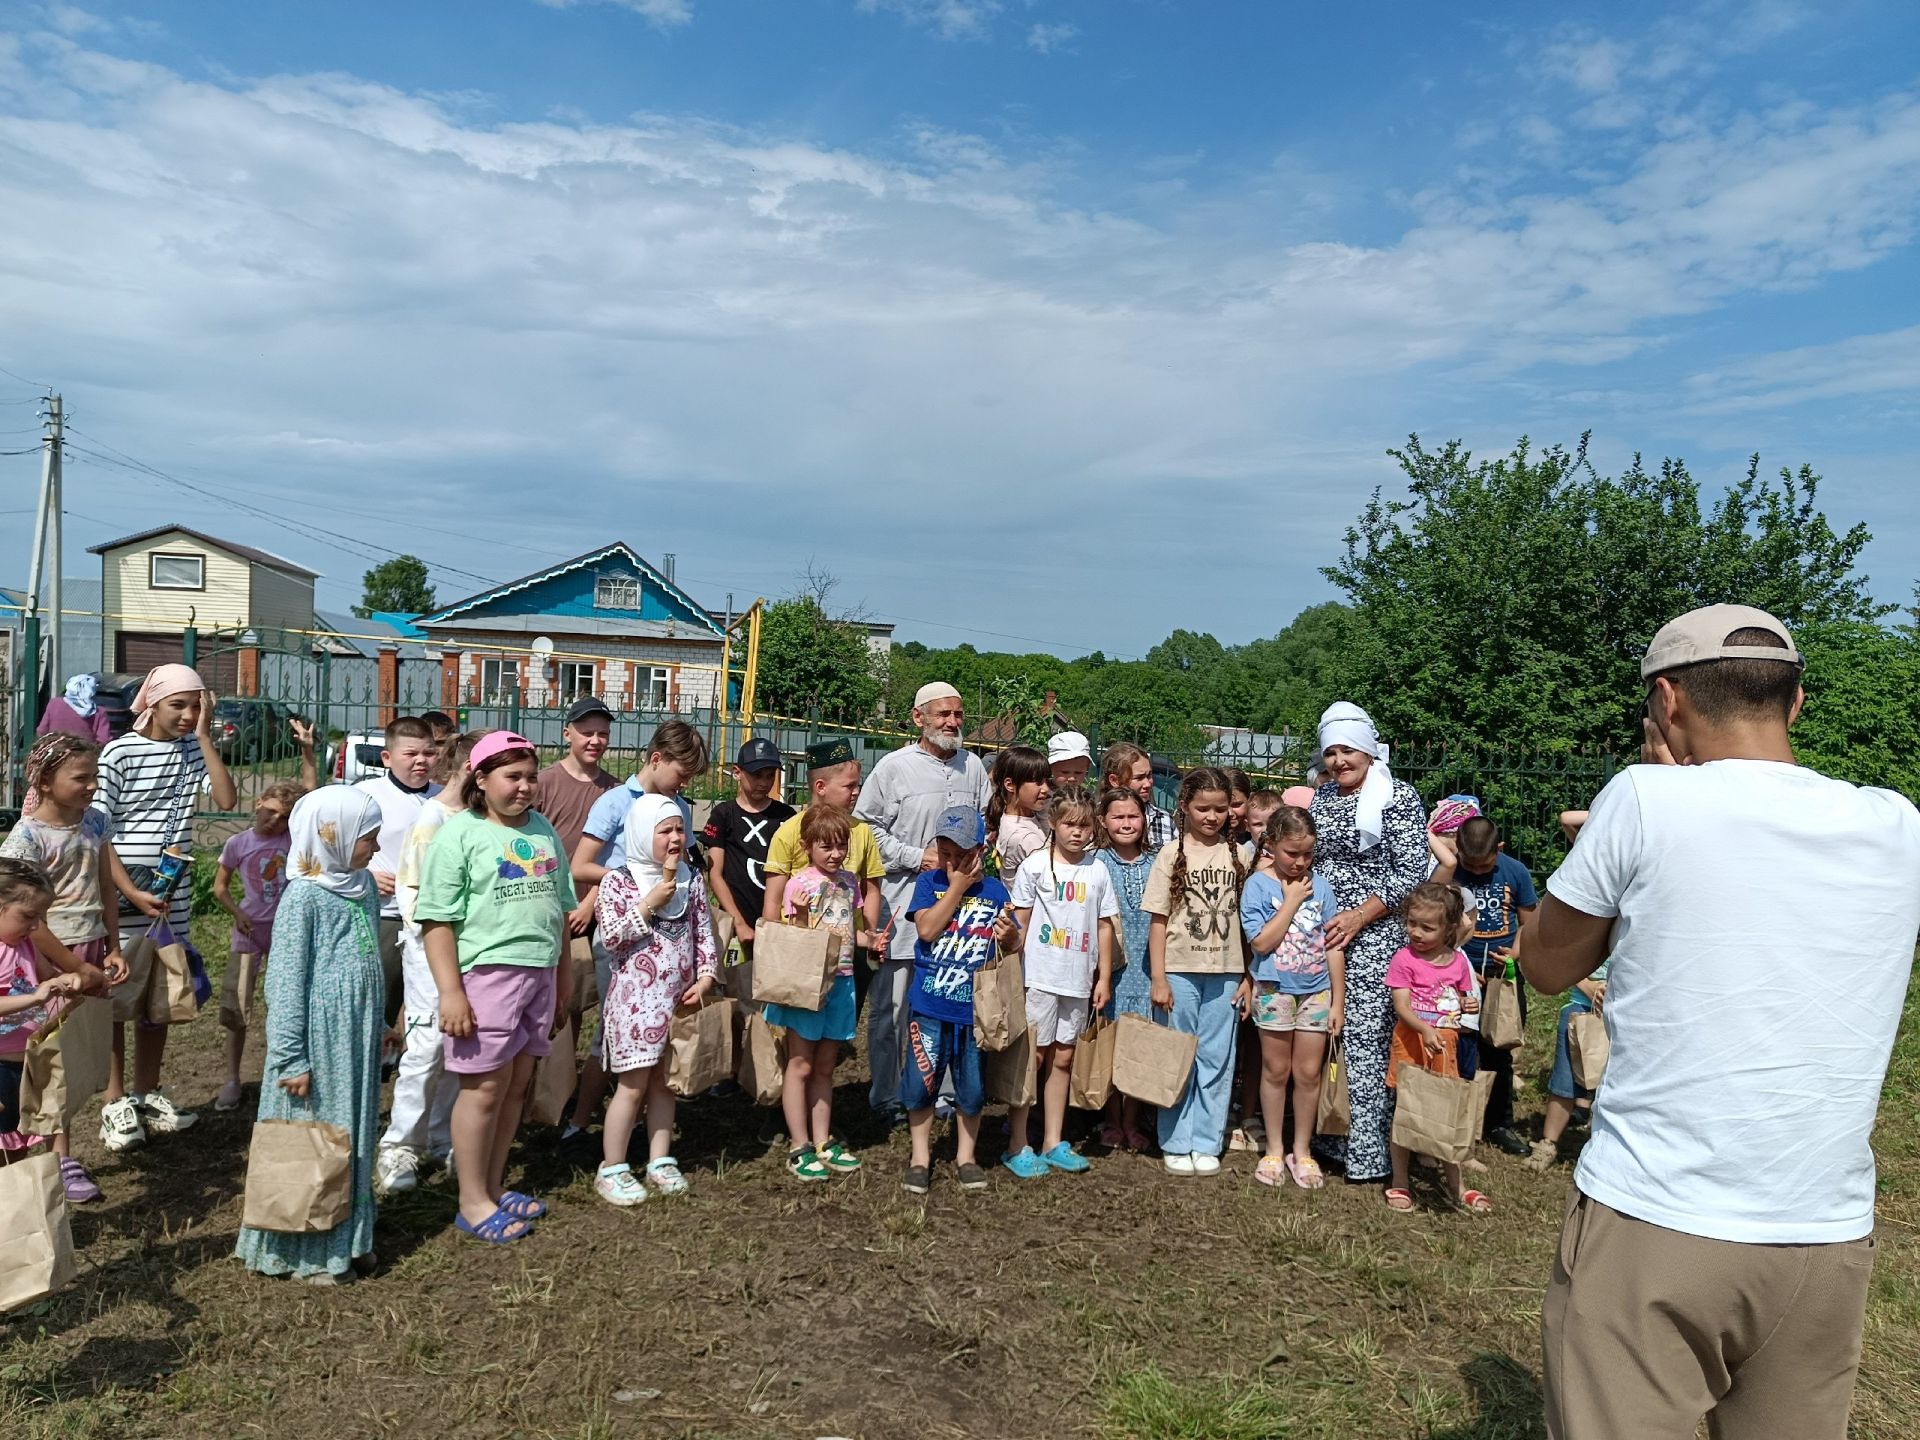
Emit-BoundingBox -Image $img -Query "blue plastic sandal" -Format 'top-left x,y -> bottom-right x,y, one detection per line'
455,1208 -> 530,1245
498,1190 -> 548,1220
1039,1141 -> 1090,1174
1003,1147 -> 1050,1179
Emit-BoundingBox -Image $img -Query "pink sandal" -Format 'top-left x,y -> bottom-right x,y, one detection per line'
1456,1189 -> 1494,1213
1284,1154 -> 1325,1190
1385,1187 -> 1415,1212
1097,1124 -> 1126,1148
1124,1126 -> 1152,1152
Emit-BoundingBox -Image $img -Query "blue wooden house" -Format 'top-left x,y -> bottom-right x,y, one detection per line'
413,542 -> 725,713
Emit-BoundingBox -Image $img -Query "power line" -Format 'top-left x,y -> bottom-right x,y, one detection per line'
0,362 -> 51,391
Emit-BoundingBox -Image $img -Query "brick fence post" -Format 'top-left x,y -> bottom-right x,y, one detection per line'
378,643 -> 399,728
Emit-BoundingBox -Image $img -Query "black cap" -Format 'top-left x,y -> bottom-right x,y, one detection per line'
736,737 -> 781,773
564,696 -> 614,726
805,738 -> 856,771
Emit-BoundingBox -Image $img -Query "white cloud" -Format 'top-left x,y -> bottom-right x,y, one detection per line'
535,0 -> 692,29
2,25 -> 1916,642
1540,34 -> 1630,96
1026,22 -> 1077,55
1675,326 -> 1920,415
856,0 -> 1001,42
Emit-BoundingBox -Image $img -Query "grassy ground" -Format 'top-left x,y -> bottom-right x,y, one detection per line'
3,915 -> 1916,1440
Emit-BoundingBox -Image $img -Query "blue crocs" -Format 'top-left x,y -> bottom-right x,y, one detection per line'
1003,1146 -> 1050,1179
1039,1141 -> 1090,1174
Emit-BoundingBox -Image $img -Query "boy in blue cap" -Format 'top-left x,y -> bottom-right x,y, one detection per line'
900,805 -> 1019,1195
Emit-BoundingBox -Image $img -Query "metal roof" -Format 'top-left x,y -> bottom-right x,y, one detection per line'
418,542 -> 723,637
86,525 -> 320,580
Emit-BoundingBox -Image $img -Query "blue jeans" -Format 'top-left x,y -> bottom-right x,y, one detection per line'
1155,971 -> 1240,1157
899,1015 -> 984,1117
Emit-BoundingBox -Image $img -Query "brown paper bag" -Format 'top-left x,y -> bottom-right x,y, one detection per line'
525,1016 -> 580,1127
971,952 -> 1027,1053
749,920 -> 835,1010
240,1119 -> 353,1233
737,1011 -> 786,1104
1111,1014 -> 1197,1108
1390,1064 -> 1481,1164
568,936 -> 599,1017
1316,1036 -> 1350,1136
983,1026 -> 1037,1107
667,997 -> 737,1097
145,935 -> 199,1026
1068,1016 -> 1117,1110
18,998 -> 112,1134
1482,973 -> 1524,1051
0,1152 -> 77,1313
1569,1010 -> 1610,1089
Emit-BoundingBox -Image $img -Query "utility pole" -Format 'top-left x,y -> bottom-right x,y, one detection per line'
23,392 -> 62,694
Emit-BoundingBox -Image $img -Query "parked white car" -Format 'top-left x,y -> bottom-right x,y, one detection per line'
331,731 -> 387,785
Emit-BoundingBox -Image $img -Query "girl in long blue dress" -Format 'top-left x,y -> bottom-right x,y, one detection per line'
1095,785 -> 1158,1150
235,788 -> 385,1284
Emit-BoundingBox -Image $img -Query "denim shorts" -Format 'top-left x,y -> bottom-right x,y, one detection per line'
1547,1002 -> 1596,1102
899,1014 -> 984,1116
766,973 -> 857,1044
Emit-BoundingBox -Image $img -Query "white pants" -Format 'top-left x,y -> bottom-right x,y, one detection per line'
378,930 -> 455,1157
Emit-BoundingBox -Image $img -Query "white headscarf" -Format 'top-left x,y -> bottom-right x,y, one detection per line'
1318,701 -> 1395,853
624,792 -> 691,920
63,674 -> 98,718
287,786 -> 383,899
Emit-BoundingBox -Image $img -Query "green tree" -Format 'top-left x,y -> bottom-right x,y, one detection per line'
757,594 -> 883,723
1791,620 -> 1920,801
356,555 -> 435,618
1081,662 -> 1204,752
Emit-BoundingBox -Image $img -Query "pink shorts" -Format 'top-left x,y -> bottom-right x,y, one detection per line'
443,964 -> 556,1075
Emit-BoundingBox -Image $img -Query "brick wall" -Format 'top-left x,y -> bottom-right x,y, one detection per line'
439,630 -> 722,711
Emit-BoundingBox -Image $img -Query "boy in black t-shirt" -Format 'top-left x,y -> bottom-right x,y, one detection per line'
702,738 -> 796,961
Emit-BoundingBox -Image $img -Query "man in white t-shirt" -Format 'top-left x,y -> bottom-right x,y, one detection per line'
354,715 -> 441,1028
1524,604 -> 1920,1440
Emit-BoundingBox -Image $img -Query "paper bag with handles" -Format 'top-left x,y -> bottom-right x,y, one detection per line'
737,1010 -> 786,1105
1315,1035 -> 1350,1137
145,926 -> 200,1026
982,1025 -> 1038,1107
1067,1016 -> 1117,1110
1389,1065 -> 1493,1165
971,952 -> 1027,1053
1569,1009 -> 1610,1089
666,996 -> 737,1097
1481,971 -> 1524,1051
240,1119 -> 353,1233
526,1015 -> 579,1127
18,997 -> 112,1135
0,1152 -> 77,1313
1111,1013 -> 1197,1109
749,920 -> 836,1010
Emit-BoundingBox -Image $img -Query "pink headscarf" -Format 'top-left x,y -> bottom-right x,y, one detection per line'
132,663 -> 206,732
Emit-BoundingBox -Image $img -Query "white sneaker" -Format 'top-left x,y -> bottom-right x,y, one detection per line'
1192,1152 -> 1222,1176
100,1096 -> 146,1153
595,1162 -> 647,1207
1163,1153 -> 1197,1176
374,1146 -> 419,1197
136,1089 -> 198,1134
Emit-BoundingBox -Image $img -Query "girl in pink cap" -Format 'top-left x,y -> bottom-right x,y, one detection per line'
414,732 -> 576,1244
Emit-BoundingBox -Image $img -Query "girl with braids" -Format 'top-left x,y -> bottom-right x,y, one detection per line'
1309,702 -> 1430,1186
1143,767 -> 1247,1174
987,745 -> 1051,877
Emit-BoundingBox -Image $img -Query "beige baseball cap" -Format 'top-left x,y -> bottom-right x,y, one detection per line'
1640,603 -> 1803,680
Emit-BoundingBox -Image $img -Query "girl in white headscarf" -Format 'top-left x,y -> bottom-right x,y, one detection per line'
236,787 -> 385,1284
592,792 -> 718,1207
1308,702 -> 1431,1189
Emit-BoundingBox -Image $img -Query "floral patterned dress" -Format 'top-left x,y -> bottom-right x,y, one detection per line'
1098,847 -> 1158,1020
234,880 -> 384,1279
595,869 -> 718,1072
1310,777 -> 1430,1182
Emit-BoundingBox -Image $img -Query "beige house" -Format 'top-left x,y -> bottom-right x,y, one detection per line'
89,525 -> 319,686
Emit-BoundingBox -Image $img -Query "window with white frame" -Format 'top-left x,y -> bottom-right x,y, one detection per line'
557,660 -> 596,700
594,574 -> 640,610
481,657 -> 520,702
644,666 -> 671,709
149,553 -> 205,590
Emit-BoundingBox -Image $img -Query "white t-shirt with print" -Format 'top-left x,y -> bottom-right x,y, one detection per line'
1547,760 -> 1920,1245
1011,849 -> 1119,999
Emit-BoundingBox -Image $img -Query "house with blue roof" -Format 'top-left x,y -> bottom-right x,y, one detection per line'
412,543 -> 725,713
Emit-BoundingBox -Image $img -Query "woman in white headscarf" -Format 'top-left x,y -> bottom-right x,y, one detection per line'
1309,702 -> 1430,1186
36,673 -> 111,745
236,787 -> 385,1284
591,792 -> 718,1207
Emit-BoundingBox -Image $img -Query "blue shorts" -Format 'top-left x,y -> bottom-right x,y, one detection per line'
899,1014 -> 983,1117
765,973 -> 857,1044
1547,1002 -> 1596,1102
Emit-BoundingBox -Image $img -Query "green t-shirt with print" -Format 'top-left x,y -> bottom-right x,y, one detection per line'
413,809 -> 578,972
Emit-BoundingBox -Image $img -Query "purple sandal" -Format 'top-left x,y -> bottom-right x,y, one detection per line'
455,1208 -> 530,1245
498,1190 -> 548,1220
60,1157 -> 103,1204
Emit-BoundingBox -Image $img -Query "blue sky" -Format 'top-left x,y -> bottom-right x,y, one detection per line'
2,0 -> 1917,658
